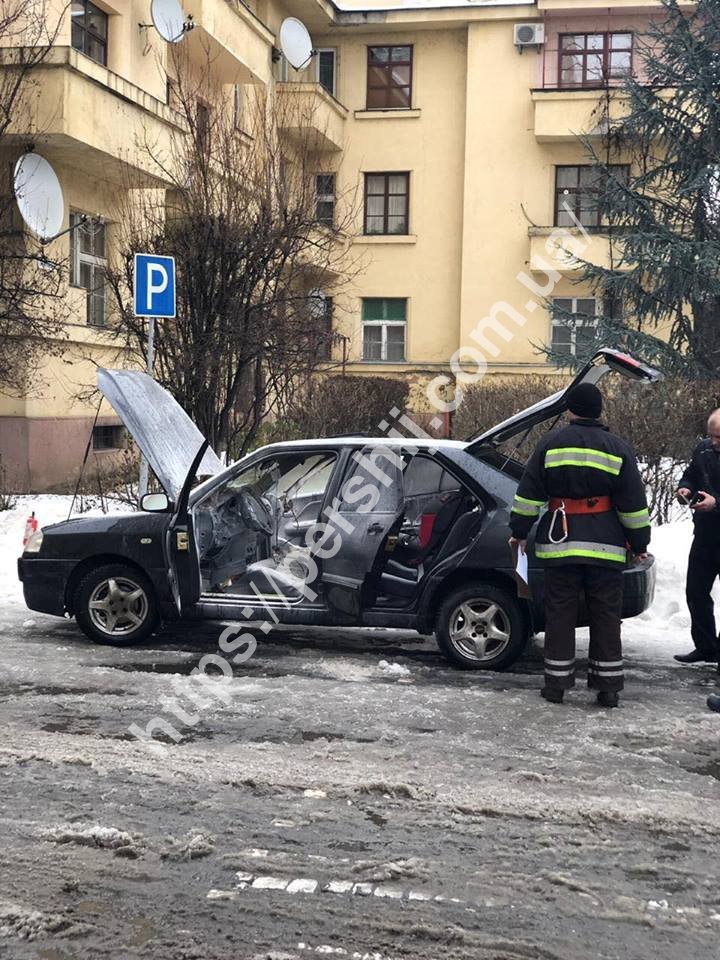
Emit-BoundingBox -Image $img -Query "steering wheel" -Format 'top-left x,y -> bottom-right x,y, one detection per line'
239,489 -> 274,534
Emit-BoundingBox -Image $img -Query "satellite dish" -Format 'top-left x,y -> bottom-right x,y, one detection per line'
150,0 -> 189,43
13,153 -> 64,240
279,17 -> 314,70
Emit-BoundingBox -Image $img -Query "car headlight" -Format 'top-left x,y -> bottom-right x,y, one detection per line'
25,529 -> 44,553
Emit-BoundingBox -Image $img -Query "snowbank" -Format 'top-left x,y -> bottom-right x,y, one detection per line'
0,495 -> 133,605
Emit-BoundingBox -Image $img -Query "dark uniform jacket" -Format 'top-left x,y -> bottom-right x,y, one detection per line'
678,439 -> 720,532
509,418 -> 651,567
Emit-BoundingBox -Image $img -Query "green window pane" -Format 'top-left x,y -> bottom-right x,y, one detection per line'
384,298 -> 406,320
362,298 -> 385,321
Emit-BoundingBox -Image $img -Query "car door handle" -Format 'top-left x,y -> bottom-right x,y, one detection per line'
368,523 -> 384,534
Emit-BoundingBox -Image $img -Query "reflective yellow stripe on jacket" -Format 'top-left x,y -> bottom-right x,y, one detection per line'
616,507 -> 651,530
511,495 -> 546,517
536,540 -> 627,563
544,447 -> 623,476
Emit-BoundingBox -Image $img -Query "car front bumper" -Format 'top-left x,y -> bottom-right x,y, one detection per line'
18,557 -> 74,617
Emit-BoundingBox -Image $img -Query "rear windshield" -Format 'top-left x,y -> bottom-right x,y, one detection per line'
471,416 -> 565,478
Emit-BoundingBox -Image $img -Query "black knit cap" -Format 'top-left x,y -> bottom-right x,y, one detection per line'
567,383 -> 602,419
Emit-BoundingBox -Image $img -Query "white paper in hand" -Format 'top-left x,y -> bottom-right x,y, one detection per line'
515,544 -> 529,585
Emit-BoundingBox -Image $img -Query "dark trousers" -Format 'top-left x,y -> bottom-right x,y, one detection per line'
543,564 -> 624,692
686,533 -> 720,658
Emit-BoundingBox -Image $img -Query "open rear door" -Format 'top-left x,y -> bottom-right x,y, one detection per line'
322,446 -> 407,620
465,348 -> 663,454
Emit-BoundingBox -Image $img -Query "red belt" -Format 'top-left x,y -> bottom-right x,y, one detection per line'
548,496 -> 612,515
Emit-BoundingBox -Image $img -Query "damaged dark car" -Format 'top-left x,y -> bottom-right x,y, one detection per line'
18,348 -> 660,670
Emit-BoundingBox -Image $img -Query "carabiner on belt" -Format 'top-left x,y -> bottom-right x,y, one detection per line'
548,499 -> 569,543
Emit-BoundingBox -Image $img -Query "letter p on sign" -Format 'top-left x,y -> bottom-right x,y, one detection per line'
133,253 -> 176,318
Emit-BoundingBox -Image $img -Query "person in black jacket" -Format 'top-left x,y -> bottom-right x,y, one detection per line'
674,410 -> 720,675
509,383 -> 651,708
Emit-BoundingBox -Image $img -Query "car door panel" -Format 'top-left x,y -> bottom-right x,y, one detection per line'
322,446 -> 406,620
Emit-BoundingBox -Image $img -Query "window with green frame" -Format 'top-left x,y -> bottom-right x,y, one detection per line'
362,298 -> 406,361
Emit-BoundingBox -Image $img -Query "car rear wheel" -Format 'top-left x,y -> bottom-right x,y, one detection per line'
75,564 -> 159,646
435,583 -> 528,670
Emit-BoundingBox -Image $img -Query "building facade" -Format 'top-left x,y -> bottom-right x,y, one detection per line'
0,0 -> 667,490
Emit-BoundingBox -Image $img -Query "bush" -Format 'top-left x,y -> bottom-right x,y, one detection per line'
0,457 -> 16,511
270,375 -> 412,443
452,375 -> 568,442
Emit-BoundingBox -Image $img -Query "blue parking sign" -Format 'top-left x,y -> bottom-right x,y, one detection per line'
134,253 -> 176,318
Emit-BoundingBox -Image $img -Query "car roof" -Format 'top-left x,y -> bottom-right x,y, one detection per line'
255,436 -> 469,451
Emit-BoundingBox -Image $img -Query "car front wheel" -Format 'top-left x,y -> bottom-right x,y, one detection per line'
435,582 -> 528,670
74,563 -> 160,646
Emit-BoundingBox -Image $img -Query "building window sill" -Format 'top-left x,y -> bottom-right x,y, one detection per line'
354,234 -> 417,245
354,109 -> 421,120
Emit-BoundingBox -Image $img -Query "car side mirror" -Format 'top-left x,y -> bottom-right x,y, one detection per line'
140,492 -> 172,513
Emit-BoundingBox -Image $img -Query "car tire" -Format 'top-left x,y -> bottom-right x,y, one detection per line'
74,563 -> 160,647
435,582 -> 528,670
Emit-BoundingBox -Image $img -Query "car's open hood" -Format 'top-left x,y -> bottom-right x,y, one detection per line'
465,348 -> 663,453
97,368 -> 223,500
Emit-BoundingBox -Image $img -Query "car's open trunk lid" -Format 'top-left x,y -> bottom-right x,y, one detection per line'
97,368 -> 223,500
465,348 -> 663,454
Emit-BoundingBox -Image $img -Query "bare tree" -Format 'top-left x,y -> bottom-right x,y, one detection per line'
106,44 -> 363,457
0,0 -> 69,394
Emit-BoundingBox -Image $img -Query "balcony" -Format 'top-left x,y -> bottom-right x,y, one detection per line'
528,227 -> 630,275
183,0 -> 273,85
7,47 -> 184,186
531,88 -> 632,142
277,82 -> 347,153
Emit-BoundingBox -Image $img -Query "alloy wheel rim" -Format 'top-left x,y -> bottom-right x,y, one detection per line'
449,598 -> 512,661
88,576 -> 148,636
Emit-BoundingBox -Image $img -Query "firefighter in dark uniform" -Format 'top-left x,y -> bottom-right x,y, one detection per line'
508,383 -> 651,708
674,410 -> 720,679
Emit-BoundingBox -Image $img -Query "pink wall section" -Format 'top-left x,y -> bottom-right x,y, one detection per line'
533,12 -> 662,89
0,417 -> 126,493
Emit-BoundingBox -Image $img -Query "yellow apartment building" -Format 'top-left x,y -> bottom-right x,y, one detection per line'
0,0 -> 668,490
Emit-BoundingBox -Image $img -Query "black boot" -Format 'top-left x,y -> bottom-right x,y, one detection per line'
707,694 -> 720,713
597,691 -> 619,708
674,650 -> 717,664
540,687 -> 564,704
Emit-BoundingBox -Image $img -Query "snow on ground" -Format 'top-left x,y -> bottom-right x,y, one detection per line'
0,495 -> 717,658
0,495 -> 133,604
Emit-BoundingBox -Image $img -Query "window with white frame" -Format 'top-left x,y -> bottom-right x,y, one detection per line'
316,49 -> 336,96
70,213 -> 107,326
362,298 -> 406,362
551,297 -> 598,357
315,173 -> 335,225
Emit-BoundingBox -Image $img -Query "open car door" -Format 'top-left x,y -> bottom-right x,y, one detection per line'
322,446 -> 407,620
465,348 -> 663,454
166,441 -> 210,614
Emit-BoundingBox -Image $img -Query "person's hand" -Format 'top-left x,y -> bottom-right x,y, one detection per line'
509,536 -> 527,553
633,552 -> 649,562
692,491 -> 717,512
676,487 -> 692,504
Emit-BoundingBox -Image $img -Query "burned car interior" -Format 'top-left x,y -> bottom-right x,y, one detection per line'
194,450 -> 484,606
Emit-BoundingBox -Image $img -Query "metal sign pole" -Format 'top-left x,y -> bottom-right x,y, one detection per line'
138,316 -> 156,498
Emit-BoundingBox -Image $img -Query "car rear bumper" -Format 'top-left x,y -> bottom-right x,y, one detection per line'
529,555 -> 657,631
18,557 -> 73,617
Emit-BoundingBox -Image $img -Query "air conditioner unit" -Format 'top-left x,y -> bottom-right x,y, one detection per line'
514,23 -> 545,50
